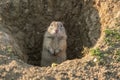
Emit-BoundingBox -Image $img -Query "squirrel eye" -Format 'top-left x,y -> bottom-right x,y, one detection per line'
60,24 -> 63,28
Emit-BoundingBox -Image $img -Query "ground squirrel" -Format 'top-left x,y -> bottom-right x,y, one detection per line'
41,21 -> 67,66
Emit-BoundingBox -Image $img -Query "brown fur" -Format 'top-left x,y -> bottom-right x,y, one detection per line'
41,21 -> 67,66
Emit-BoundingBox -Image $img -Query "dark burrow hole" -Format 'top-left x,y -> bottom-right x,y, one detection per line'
0,0 -> 101,66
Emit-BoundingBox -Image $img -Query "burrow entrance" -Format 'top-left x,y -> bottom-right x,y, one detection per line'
0,0 -> 101,66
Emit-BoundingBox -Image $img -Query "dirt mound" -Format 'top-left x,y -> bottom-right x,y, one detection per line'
0,0 -> 101,65
0,0 -> 120,80
0,52 -> 120,80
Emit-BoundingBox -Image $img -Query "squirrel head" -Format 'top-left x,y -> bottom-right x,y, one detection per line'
47,21 -> 66,35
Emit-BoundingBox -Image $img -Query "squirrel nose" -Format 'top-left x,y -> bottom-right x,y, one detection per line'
55,29 -> 58,33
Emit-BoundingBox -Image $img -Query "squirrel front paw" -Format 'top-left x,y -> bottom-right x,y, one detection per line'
48,48 -> 54,55
55,49 -> 61,54
47,48 -> 61,56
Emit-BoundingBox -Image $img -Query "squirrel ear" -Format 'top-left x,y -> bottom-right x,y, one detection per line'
57,21 -> 64,25
58,21 -> 64,24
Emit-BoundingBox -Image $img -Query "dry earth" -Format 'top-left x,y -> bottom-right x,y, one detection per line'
0,50 -> 120,80
0,0 -> 120,80
0,30 -> 120,80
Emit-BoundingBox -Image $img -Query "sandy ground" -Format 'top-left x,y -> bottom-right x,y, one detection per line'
0,53 -> 120,80
0,30 -> 120,80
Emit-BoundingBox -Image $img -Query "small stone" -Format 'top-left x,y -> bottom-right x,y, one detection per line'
93,58 -> 98,62
51,63 -> 58,67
